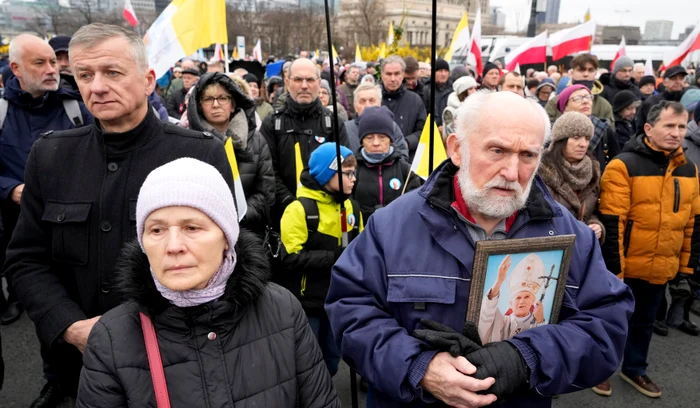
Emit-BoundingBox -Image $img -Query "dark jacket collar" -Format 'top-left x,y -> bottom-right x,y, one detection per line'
284,96 -> 323,117
114,229 -> 270,322
382,84 -> 406,99
94,105 -> 160,156
624,133 -> 686,163
4,76 -> 81,108
420,160 -> 557,224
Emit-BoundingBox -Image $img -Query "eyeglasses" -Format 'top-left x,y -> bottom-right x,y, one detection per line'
341,170 -> 357,180
570,94 -> 594,103
291,76 -> 318,85
201,96 -> 232,106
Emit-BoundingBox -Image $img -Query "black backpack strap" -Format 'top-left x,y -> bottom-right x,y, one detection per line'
298,197 -> 320,232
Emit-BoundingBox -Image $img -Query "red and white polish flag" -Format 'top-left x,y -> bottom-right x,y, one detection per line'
549,20 -> 596,61
611,36 -> 627,70
468,8 -> 483,77
505,31 -> 547,71
663,24 -> 700,69
123,0 -> 139,27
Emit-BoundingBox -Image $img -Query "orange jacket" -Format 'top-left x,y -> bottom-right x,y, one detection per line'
599,134 -> 700,284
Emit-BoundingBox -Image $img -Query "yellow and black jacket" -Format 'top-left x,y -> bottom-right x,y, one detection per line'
279,171 -> 363,313
599,133 -> 700,284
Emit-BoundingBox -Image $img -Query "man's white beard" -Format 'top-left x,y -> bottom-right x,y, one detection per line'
457,153 -> 537,220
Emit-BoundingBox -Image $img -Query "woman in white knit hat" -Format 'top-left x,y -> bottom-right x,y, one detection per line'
76,158 -> 339,407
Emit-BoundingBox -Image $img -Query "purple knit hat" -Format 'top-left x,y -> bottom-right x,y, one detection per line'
556,84 -> 591,113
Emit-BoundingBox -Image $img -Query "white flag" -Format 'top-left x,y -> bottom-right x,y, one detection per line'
253,40 -> 263,62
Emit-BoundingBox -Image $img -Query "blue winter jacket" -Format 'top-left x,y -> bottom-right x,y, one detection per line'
0,77 -> 92,200
326,160 -> 634,407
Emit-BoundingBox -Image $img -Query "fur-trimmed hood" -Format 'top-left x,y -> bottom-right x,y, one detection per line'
114,229 -> 270,318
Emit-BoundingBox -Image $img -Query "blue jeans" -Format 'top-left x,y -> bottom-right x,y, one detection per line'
622,278 -> 666,377
306,313 -> 340,377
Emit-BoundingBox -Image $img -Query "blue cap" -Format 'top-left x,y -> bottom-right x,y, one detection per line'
309,143 -> 353,186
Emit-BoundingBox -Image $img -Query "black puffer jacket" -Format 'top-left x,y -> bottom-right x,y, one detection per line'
188,73 -> 275,233
76,231 -> 340,408
353,150 -> 422,221
381,85 -> 427,160
600,75 -> 643,104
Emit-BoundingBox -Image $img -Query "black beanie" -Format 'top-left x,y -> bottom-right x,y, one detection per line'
638,75 -> 656,89
612,90 -> 640,113
436,58 -> 450,72
483,62 -> 500,77
359,106 -> 395,142
243,73 -> 260,86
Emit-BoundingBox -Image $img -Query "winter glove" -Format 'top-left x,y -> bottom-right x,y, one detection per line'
466,341 -> 530,400
412,319 -> 482,357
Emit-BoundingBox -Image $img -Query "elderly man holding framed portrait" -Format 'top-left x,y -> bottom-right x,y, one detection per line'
326,91 -> 634,408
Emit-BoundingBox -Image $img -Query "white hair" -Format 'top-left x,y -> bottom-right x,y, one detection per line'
70,23 -> 148,71
454,91 -> 552,149
353,83 -> 382,102
8,33 -> 44,64
634,62 -> 645,70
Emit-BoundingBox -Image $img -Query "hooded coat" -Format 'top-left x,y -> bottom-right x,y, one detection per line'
188,73 -> 275,233
545,79 -> 615,126
76,231 -> 340,408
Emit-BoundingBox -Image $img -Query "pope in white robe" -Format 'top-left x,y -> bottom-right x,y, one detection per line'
479,253 -> 548,344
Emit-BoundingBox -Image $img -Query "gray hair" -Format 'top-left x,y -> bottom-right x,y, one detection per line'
634,62 -> 645,70
353,83 -> 382,102
381,55 -> 406,72
70,23 -> 149,71
8,33 -> 45,64
348,63 -> 362,73
647,101 -> 686,126
454,91 -> 551,148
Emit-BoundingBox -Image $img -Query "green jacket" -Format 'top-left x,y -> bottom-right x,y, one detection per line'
545,79 -> 614,127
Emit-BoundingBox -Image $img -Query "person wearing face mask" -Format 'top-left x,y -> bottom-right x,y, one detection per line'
538,112 -> 605,242
75,158 -> 340,407
352,106 -> 422,221
600,56 -> 643,104
186,72 -> 274,236
637,66 -> 688,130
279,143 -> 362,377
557,84 -> 620,171
546,54 -> 614,126
243,73 -> 273,121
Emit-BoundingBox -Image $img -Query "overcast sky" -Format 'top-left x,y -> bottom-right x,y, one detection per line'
490,0 -> 697,38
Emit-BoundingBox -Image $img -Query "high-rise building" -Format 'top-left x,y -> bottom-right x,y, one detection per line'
545,0 -> 560,24
644,20 -> 673,41
491,6 -> 505,28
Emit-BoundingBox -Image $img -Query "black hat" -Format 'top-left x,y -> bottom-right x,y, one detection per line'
182,68 -> 201,77
359,106 -> 395,142
483,62 -> 500,76
612,90 -> 640,113
366,62 -> 376,68
48,36 -> 71,53
243,73 -> 260,86
435,58 -> 450,72
638,75 -> 656,89
664,66 -> 687,79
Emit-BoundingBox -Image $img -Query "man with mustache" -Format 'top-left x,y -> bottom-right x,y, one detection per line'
0,33 -> 92,407
4,24 -> 234,406
261,57 -> 349,225
327,91 -> 634,407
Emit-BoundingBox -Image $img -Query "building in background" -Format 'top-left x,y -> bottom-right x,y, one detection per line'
602,26 -> 641,45
491,6 -> 505,28
545,0 -> 560,24
679,25 -> 695,41
644,20 -> 673,41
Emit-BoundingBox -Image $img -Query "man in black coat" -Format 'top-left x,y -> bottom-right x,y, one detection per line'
421,58 -> 453,131
260,58 -> 349,224
4,23 -> 235,402
380,55 -> 427,160
636,66 -> 687,130
166,67 -> 199,118
600,56 -> 643,104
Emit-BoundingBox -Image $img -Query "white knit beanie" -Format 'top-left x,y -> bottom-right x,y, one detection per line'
136,158 -> 239,255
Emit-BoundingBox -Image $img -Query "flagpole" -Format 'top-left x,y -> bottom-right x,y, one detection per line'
224,44 -> 230,73
428,0 -> 437,173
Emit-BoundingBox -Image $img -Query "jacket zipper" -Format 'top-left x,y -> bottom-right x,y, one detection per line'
673,178 -> 680,213
378,166 -> 384,205
623,220 -> 634,257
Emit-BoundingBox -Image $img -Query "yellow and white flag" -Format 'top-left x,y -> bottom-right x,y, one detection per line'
144,0 -> 228,78
444,12 -> 469,62
410,115 -> 447,179
387,21 -> 395,46
378,43 -> 387,59
224,138 -> 247,221
355,44 -> 363,63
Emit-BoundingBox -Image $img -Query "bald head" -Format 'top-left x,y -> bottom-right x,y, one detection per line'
9,34 -> 59,98
181,59 -> 196,70
286,58 -> 321,104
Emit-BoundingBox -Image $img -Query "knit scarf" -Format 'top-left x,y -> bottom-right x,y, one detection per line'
560,155 -> 594,192
361,147 -> 394,164
151,251 -> 237,308
539,153 -> 596,215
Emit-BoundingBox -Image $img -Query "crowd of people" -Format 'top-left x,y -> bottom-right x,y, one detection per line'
0,21 -> 698,408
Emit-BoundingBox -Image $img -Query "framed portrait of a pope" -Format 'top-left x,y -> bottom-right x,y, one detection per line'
466,235 -> 576,345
